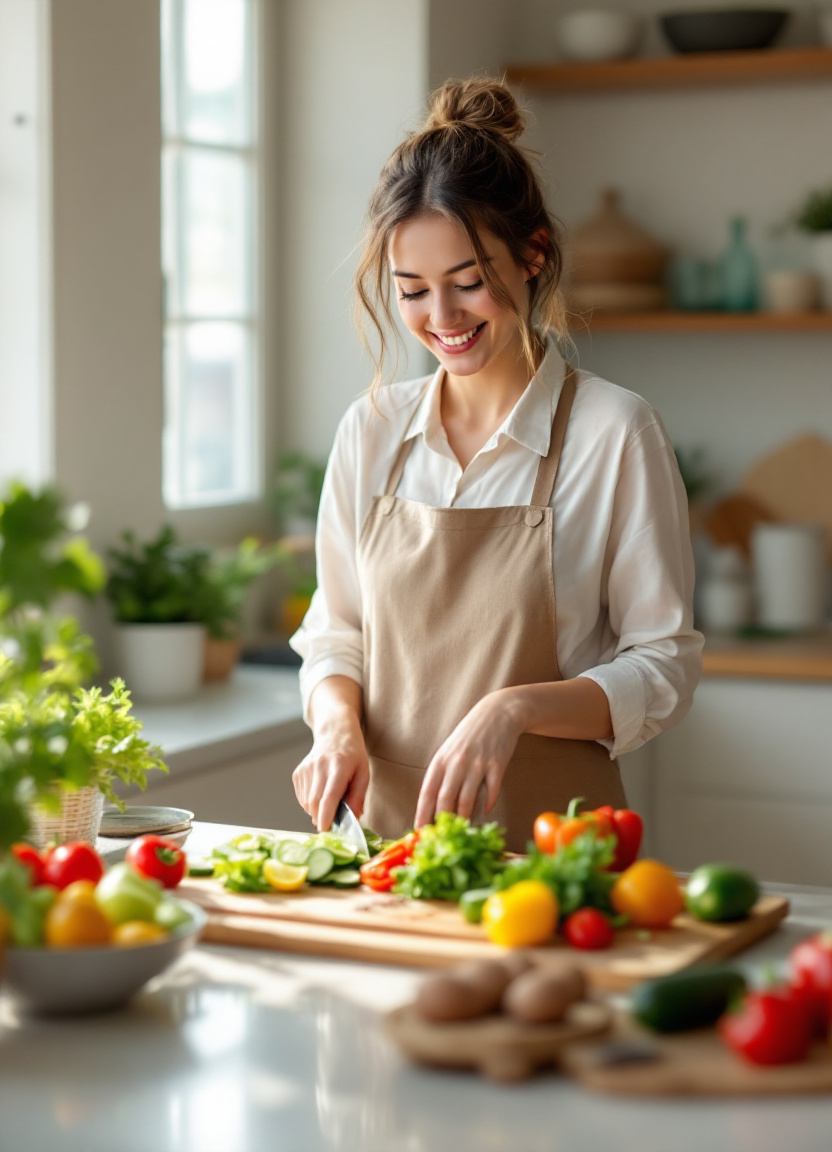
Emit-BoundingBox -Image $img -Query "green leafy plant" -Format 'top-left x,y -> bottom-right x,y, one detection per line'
106,525 -> 214,624
199,538 -> 285,641
391,813 -> 506,901
497,833 -> 619,918
795,186 -> 832,233
270,451 -> 326,535
674,446 -> 713,503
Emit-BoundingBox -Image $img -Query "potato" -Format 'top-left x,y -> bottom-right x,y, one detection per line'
415,974 -> 494,1022
502,966 -> 587,1025
455,960 -> 512,1011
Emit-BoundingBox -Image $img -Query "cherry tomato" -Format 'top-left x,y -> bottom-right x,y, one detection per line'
563,907 -> 615,950
11,843 -> 45,886
719,985 -> 813,1066
610,859 -> 684,929
43,842 -> 104,890
533,812 -> 561,855
125,835 -> 187,888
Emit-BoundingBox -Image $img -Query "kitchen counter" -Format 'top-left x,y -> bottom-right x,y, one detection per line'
2,822 -> 832,1152
702,629 -> 832,682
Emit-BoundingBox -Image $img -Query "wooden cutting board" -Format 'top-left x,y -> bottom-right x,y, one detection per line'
739,433 -> 832,557
181,878 -> 789,991
561,1011 -> 832,1095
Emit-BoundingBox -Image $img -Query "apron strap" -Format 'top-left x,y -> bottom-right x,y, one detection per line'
530,366 -> 577,509
384,436 -> 416,497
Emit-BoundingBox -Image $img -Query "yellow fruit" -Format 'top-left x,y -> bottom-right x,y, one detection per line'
611,859 -> 684,928
45,897 -> 112,948
112,921 -> 168,947
482,881 -> 559,948
60,880 -> 98,903
263,858 -> 308,892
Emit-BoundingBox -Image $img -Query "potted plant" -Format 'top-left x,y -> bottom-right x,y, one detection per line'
794,185 -> 832,308
0,483 -> 166,848
270,451 -> 326,539
106,526 -> 213,703
199,538 -> 284,681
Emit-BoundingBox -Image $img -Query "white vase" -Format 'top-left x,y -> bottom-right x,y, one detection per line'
29,785 -> 104,849
116,623 -> 206,703
811,232 -> 832,309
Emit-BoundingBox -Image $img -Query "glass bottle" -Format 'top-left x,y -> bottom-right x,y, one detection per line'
718,216 -> 759,312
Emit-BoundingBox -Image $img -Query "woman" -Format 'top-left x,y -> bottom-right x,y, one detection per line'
290,77 -> 702,852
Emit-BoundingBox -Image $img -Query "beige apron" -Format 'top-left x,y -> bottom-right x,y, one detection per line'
357,367 -> 626,852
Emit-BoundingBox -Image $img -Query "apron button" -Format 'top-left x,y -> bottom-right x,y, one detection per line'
525,507 -> 544,527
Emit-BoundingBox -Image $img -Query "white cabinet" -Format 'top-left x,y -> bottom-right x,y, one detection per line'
650,678 -> 832,885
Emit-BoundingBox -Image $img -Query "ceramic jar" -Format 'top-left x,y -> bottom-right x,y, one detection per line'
763,270 -> 820,314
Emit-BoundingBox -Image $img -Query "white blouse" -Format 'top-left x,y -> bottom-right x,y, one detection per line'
289,338 -> 704,759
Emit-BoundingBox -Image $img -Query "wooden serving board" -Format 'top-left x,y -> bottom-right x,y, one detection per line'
561,1012 -> 832,1096
385,999 -> 612,1082
180,878 -> 789,991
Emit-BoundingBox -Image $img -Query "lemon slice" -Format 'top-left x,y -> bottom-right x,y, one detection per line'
263,858 -> 309,892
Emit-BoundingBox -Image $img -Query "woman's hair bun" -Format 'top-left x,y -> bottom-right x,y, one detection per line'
424,77 -> 524,143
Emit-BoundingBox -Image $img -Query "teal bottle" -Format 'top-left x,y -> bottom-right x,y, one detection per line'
719,216 -> 758,312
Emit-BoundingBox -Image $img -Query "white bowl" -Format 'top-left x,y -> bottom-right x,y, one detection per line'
556,10 -> 642,61
1,899 -> 206,1015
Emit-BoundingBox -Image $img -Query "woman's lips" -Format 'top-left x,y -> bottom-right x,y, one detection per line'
429,322 -> 487,354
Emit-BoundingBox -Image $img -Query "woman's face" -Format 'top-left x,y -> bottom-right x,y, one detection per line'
389,214 -> 532,378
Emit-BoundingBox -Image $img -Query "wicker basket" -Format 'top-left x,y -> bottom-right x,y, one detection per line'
28,785 -> 105,849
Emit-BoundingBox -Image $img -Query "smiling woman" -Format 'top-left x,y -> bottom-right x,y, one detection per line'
288,77 -> 703,852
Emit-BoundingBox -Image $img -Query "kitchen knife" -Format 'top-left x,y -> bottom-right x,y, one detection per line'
331,798 -> 370,857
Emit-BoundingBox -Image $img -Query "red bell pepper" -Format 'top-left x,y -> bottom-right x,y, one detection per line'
359,831 -> 419,893
719,984 -> 813,1066
789,930 -> 832,1036
593,804 -> 643,872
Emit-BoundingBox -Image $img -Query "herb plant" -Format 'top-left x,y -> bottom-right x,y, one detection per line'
199,538 -> 284,640
497,833 -> 619,918
106,525 -> 214,624
795,186 -> 832,233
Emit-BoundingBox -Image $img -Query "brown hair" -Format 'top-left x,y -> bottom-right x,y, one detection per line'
354,76 -> 568,396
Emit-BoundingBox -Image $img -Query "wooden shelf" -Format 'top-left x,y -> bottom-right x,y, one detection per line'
505,46 -> 832,93
572,310 -> 832,333
702,632 -> 832,682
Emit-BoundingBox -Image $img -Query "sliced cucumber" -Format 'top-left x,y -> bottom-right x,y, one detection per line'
328,869 -> 362,888
188,858 -> 216,877
306,847 -> 336,882
276,839 -> 311,867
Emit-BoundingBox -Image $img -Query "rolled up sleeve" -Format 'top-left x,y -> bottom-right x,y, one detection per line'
578,420 -> 703,758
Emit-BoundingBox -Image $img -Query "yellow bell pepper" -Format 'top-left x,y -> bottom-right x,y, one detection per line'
481,880 -> 559,948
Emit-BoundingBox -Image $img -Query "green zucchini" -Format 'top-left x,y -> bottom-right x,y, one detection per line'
631,965 -> 747,1033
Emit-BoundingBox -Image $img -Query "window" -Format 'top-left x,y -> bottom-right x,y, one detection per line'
161,0 -> 260,509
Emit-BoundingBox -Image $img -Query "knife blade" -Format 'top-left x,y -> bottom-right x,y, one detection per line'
331,799 -> 370,857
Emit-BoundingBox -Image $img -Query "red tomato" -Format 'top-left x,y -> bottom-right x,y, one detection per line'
562,907 -> 615,950
719,986 -> 813,1066
789,932 -> 832,1036
43,841 -> 104,890
125,835 -> 187,888
533,812 -> 560,855
11,843 -> 45,886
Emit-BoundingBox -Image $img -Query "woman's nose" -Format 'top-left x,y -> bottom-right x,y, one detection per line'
430,289 -> 465,329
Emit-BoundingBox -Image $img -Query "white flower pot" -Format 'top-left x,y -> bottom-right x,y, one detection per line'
116,623 -> 206,703
811,232 -> 832,309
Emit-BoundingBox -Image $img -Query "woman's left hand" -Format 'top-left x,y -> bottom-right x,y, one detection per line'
414,691 -> 524,827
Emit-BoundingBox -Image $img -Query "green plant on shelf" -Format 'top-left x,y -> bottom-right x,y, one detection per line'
199,537 -> 285,641
270,451 -> 327,536
794,186 -> 832,233
105,525 -> 215,625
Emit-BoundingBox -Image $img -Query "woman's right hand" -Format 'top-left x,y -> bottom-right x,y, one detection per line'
293,717 -> 370,833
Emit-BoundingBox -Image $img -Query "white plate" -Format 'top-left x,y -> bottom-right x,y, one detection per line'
99,806 -> 195,838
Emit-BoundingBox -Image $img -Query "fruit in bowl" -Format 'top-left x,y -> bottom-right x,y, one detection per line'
0,838 -> 205,1014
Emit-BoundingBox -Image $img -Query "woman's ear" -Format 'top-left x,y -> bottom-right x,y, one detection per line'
524,228 -> 549,282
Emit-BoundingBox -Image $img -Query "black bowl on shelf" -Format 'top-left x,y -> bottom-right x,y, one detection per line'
660,8 -> 790,53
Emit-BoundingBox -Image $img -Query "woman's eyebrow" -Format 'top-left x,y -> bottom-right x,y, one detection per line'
392,257 -> 490,279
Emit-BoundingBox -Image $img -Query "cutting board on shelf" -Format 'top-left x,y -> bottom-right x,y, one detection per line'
180,878 -> 789,991
739,433 -> 832,556
561,1012 -> 832,1096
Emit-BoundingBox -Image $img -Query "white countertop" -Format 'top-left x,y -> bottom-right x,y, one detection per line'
2,822 -> 832,1152
131,666 -> 306,778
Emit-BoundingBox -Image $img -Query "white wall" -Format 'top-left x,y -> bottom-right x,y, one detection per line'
276,0 -> 430,459
0,0 -> 51,487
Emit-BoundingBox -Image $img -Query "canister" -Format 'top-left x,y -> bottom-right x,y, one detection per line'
751,523 -> 829,632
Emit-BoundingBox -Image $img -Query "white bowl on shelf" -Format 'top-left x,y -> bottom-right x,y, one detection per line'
556,10 -> 642,61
